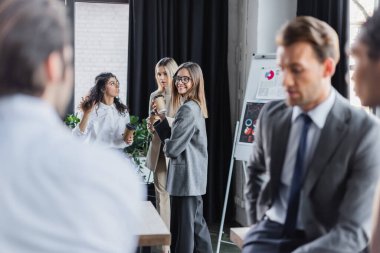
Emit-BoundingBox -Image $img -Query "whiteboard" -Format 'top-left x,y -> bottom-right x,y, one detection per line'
234,54 -> 284,161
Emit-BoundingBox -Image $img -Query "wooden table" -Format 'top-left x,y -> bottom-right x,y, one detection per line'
230,227 -> 250,249
137,201 -> 171,246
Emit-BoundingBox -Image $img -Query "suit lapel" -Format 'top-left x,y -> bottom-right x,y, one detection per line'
270,107 -> 292,197
303,95 -> 350,194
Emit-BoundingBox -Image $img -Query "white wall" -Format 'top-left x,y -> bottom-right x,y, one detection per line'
74,2 -> 129,109
257,0 -> 297,53
228,0 -> 259,131
228,0 -> 297,226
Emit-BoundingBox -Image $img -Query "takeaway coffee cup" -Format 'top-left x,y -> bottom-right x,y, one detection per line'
124,123 -> 136,142
154,95 -> 166,114
148,111 -> 160,125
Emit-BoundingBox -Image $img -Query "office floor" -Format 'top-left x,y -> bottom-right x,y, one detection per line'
147,188 -> 241,253
148,223 -> 241,253
209,224 -> 241,253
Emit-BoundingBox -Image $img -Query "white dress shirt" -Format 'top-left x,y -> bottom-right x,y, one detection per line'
266,89 -> 336,229
0,95 -> 144,253
73,102 -> 131,149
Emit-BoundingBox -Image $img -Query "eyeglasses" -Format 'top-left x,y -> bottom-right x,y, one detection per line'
107,81 -> 120,88
173,76 -> 191,85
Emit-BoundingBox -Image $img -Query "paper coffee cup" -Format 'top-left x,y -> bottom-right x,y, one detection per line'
124,123 -> 136,141
154,95 -> 166,114
148,111 -> 160,125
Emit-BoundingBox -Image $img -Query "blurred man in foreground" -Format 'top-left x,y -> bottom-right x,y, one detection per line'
351,7 -> 380,253
0,0 -> 144,252
244,16 -> 380,253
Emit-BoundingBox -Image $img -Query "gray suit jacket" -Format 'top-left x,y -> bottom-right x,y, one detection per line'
155,100 -> 208,196
245,92 -> 380,253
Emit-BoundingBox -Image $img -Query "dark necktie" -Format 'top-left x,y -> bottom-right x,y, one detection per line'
283,114 -> 312,237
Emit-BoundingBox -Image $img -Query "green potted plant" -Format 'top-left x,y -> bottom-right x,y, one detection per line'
64,113 -> 152,181
64,113 -> 80,129
124,115 -> 152,170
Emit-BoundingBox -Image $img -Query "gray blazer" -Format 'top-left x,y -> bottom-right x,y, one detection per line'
245,92 -> 380,253
155,100 -> 208,196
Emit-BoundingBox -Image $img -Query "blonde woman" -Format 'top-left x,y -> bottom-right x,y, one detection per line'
145,58 -> 178,249
154,62 -> 213,253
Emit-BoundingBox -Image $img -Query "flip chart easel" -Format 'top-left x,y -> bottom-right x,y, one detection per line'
216,54 -> 284,252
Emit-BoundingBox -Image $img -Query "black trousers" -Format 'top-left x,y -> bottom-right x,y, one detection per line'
242,218 -> 307,253
170,195 -> 213,253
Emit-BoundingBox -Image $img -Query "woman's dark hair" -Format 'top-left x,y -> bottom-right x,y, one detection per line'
80,72 -> 128,115
358,7 -> 380,61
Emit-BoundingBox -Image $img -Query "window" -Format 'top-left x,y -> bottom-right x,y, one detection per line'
349,0 -> 379,107
74,1 -> 129,109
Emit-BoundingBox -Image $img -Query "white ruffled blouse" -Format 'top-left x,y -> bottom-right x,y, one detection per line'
73,102 -> 131,149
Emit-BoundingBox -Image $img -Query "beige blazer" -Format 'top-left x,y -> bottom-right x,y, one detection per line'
145,89 -> 172,171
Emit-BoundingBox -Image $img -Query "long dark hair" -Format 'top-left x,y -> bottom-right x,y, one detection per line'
80,72 -> 128,115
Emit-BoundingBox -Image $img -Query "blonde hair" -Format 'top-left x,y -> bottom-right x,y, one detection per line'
155,57 -> 178,92
170,62 -> 208,118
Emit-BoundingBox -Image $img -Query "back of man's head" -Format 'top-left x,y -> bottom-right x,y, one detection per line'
0,0 -> 71,96
359,7 -> 380,61
276,16 -> 340,64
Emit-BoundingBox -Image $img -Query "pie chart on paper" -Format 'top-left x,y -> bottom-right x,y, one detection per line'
265,70 -> 275,80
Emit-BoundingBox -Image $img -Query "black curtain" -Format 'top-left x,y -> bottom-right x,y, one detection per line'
127,0 -> 232,224
297,0 -> 349,98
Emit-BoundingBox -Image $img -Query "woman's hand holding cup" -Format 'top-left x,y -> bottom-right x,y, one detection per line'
151,99 -> 166,121
125,134 -> 134,144
123,123 -> 136,144
146,117 -> 155,133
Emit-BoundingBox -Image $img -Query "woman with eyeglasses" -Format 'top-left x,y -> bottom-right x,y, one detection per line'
145,57 -> 178,253
73,72 -> 133,149
153,62 -> 213,253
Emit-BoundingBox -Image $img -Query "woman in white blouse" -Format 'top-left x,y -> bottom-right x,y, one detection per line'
73,73 -> 133,149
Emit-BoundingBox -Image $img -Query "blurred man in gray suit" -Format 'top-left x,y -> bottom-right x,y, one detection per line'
243,16 -> 380,253
351,7 -> 380,253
